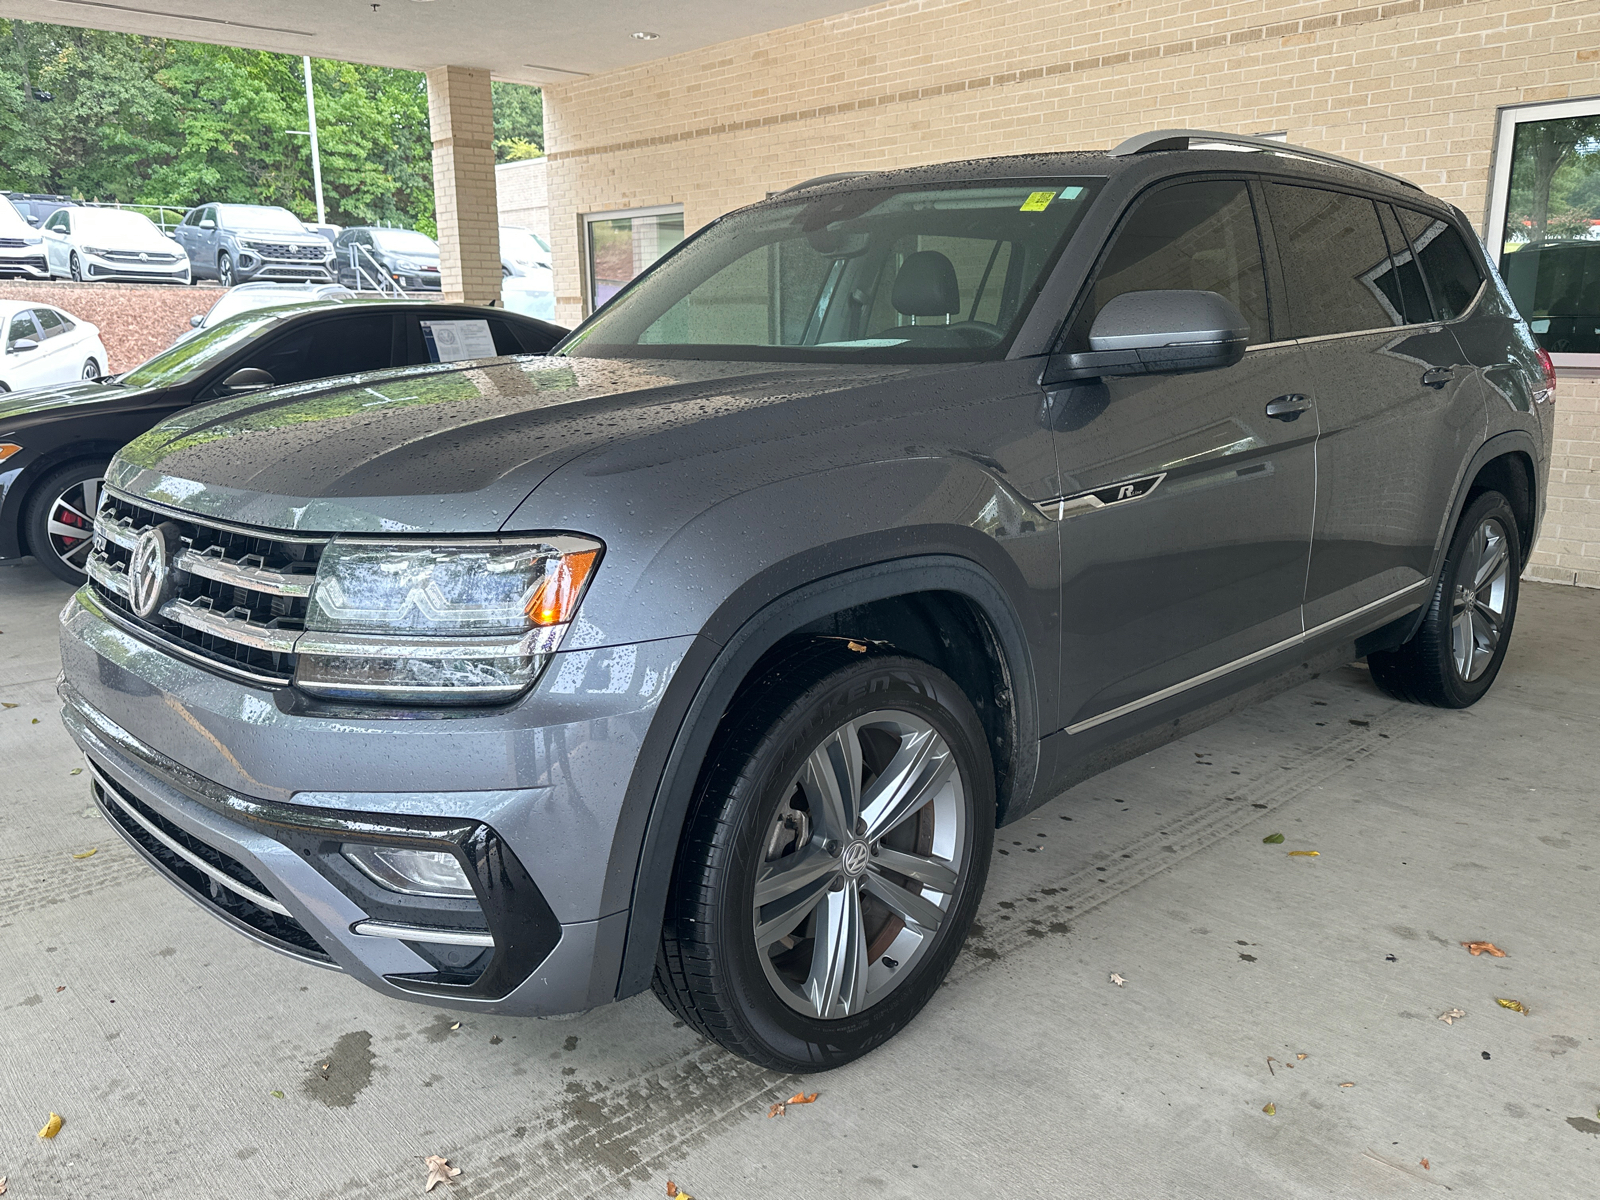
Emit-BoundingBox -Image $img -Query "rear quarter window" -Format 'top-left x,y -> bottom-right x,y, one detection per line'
1395,207 -> 1484,321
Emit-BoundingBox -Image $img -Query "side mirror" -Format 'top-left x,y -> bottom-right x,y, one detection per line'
26,214 -> 39,227
1044,290 -> 1249,384
189,314 -> 204,328
10,338 -> 39,353
199,219 -> 216,230
219,367 -> 275,393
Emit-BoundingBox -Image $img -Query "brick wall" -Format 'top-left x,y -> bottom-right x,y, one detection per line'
495,158 -> 550,244
541,0 -> 1600,584
427,66 -> 502,305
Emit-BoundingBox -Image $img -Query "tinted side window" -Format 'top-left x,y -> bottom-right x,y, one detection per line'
1265,184 -> 1404,337
226,315 -> 396,390
1081,179 -> 1271,344
7,312 -> 40,347
33,308 -> 64,337
1396,207 -> 1483,321
1375,203 -> 1433,324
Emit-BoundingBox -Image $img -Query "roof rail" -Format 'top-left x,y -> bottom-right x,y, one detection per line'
779,171 -> 872,195
1107,128 -> 1422,192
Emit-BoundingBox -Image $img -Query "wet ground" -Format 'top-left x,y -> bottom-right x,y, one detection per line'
2,556 -> 1596,1198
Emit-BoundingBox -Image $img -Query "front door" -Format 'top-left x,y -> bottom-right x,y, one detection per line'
1049,177 -> 1318,734
1262,183 -> 1487,629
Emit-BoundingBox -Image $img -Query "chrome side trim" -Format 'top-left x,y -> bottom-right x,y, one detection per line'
160,597 -> 301,654
173,547 -> 314,597
1064,579 -> 1431,735
1035,472 -> 1166,522
351,920 -> 494,948
85,757 -> 292,916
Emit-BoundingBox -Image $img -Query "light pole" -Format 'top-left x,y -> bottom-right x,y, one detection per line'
289,55 -> 327,225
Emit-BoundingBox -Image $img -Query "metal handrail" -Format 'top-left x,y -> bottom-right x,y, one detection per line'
347,242 -> 407,296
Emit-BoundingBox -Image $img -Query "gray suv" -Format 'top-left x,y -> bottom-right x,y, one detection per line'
173,203 -> 335,287
61,130 -> 1553,1072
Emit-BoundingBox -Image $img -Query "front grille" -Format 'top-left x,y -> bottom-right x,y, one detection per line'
87,491 -> 324,685
0,255 -> 45,271
91,766 -> 331,962
0,237 -> 31,248
245,241 -> 328,262
100,249 -> 182,264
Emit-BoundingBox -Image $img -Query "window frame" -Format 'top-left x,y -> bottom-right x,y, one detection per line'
580,203 -> 685,317
1487,92 -> 1600,369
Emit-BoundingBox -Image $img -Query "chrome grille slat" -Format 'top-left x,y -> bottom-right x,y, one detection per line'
173,547 -> 314,597
87,553 -> 131,598
160,598 -> 303,654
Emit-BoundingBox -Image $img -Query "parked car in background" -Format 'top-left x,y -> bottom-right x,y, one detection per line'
302,222 -> 343,247
1,300 -> 108,393
57,130 -> 1550,1072
0,299 -> 564,583
179,282 -> 357,342
1500,239 -> 1600,355
4,193 -> 77,228
502,260 -> 555,319
0,196 -> 49,279
501,224 -> 551,271
42,208 -> 190,284
334,226 -> 441,291
174,204 -> 335,287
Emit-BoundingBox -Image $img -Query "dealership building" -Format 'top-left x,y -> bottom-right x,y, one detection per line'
8,0 -> 1599,585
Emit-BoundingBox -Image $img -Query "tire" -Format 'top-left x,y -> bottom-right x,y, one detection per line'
218,252 -> 235,288
23,461 -> 109,586
82,357 -> 100,380
69,252 -> 85,282
654,645 -> 995,1072
1368,490 -> 1521,708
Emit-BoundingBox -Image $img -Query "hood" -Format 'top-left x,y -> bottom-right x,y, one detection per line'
0,379 -> 134,428
107,355 -> 946,535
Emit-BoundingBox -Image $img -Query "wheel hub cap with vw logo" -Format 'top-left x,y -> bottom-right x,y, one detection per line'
840,839 -> 871,877
128,523 -> 181,618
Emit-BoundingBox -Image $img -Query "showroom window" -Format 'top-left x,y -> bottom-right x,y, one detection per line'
1487,95 -> 1600,366
583,205 -> 685,314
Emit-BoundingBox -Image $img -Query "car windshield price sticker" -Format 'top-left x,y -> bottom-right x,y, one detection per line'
420,319 -> 497,363
1019,190 -> 1057,212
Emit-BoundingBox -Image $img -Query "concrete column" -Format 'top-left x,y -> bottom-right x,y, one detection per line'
425,66 -> 501,305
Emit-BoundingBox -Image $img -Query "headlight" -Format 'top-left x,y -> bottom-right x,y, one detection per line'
293,536 -> 601,705
82,245 -> 108,257
23,235 -> 42,246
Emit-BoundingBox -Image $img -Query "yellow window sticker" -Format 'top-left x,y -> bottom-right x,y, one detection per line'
1019,191 -> 1057,212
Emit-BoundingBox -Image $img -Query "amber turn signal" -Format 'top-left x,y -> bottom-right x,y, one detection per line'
0,443 -> 22,463
525,549 -> 599,626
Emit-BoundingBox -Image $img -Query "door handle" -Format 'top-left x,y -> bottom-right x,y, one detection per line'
1265,394 -> 1312,421
1420,366 -> 1455,389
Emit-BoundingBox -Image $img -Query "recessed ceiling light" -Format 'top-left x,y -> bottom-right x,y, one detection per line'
632,31 -> 659,39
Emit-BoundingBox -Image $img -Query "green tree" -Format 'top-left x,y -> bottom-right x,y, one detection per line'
492,80 -> 543,161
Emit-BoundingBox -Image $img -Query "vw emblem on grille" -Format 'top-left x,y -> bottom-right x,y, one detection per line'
128,523 -> 180,619
841,840 -> 871,877
139,251 -> 149,261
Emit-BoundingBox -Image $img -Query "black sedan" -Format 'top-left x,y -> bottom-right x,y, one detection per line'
0,299 -> 565,583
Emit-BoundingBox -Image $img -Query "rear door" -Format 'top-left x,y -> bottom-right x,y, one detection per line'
1050,176 -> 1318,734
1263,182 -> 1485,629
4,310 -> 46,388
28,307 -> 75,383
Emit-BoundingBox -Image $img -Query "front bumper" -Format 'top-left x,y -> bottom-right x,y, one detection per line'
81,251 -> 189,282
59,586 -> 695,1015
0,249 -> 48,278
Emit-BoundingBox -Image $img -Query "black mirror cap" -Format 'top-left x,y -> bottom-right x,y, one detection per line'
220,366 -> 275,392
1045,289 -> 1249,384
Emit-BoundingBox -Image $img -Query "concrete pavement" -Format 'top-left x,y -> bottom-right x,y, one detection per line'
2,554 -> 1596,1198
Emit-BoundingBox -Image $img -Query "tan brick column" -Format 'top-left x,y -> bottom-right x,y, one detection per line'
426,66 -> 501,305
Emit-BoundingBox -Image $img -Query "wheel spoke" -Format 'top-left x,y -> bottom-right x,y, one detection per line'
870,845 -> 959,894
861,730 -> 954,841
1470,607 -> 1496,653
1474,532 -> 1508,589
800,722 -> 862,842
807,882 -> 868,1018
862,870 -> 948,935
47,519 -> 90,542
53,499 -> 92,526
753,843 -> 836,908
1452,605 -> 1474,677
81,478 -> 100,520
754,861 -> 834,950
56,537 -> 94,565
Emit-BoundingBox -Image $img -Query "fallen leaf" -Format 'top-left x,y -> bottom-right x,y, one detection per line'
1494,997 -> 1529,1015
1339,1081 -> 1356,1088
31,718 -> 39,724
72,848 -> 97,860
423,1155 -> 460,1192
1263,833 -> 1285,844
766,1091 -> 819,1117
1262,1102 -> 1276,1115
666,1184 -> 695,1200
1420,1158 -> 1430,1170
449,1022 -> 460,1031
269,1090 -> 284,1099
1461,941 -> 1507,957
846,641 -> 867,652
38,1111 -> 63,1139
1296,1053 -> 1307,1061
69,768 -> 82,776
1109,973 -> 1126,987
2,701 -> 18,708
1438,1008 -> 1466,1025
1287,850 -> 1320,857
0,1173 -> 7,1194
55,986 -> 65,992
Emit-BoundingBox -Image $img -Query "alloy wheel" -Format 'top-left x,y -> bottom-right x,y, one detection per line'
752,710 -> 968,1020
70,252 -> 84,282
46,475 -> 102,576
82,358 -> 100,380
1450,516 -> 1511,682
218,253 -> 234,287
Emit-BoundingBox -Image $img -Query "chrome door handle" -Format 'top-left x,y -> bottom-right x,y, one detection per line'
1265,394 -> 1311,421
1420,366 -> 1456,388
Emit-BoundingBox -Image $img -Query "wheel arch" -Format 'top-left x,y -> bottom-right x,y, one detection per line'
3,449 -> 117,558
611,553 -> 1039,1000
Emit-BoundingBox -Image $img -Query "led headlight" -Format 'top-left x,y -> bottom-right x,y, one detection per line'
82,245 -> 109,257
293,536 -> 600,705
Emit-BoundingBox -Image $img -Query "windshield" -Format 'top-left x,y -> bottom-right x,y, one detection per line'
218,205 -> 306,233
560,179 -> 1100,363
372,228 -> 437,255
118,311 -> 284,388
76,209 -> 163,240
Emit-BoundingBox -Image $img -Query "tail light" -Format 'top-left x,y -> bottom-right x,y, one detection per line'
1535,348 -> 1556,404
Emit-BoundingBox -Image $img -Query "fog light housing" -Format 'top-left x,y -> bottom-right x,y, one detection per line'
342,843 -> 476,899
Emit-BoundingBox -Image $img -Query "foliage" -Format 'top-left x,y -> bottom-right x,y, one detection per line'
1504,117 -> 1600,246
0,20 -> 544,229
